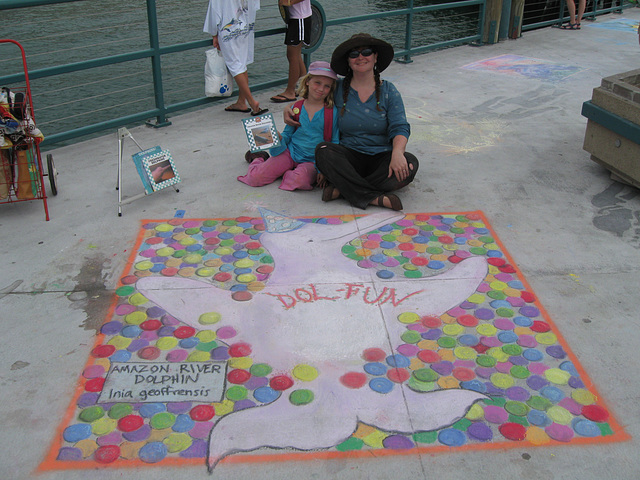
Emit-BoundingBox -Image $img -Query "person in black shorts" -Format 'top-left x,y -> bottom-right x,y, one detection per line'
271,0 -> 312,103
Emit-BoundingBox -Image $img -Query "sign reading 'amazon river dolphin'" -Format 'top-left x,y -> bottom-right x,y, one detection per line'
98,361 -> 227,403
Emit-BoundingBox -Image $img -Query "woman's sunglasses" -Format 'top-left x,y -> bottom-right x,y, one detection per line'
348,47 -> 375,59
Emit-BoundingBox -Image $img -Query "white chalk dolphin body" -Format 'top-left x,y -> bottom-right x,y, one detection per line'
136,209 -> 489,471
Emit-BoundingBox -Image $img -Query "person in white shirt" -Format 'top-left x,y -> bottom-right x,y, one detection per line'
204,0 -> 268,115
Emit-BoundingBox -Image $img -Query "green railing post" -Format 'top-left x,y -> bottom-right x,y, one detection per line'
145,0 -> 171,128
399,0 -> 414,64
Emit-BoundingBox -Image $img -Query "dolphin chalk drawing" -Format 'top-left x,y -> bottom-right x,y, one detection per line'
136,209 -> 490,472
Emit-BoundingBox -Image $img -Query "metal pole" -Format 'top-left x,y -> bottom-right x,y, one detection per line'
146,0 -> 171,128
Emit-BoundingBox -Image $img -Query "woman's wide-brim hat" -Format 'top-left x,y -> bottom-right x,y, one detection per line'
330,33 -> 395,76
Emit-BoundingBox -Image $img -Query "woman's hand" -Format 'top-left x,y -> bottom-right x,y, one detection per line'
283,107 -> 301,128
212,35 -> 220,50
388,136 -> 412,182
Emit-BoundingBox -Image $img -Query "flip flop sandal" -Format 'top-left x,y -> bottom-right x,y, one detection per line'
245,150 -> 270,163
225,106 -> 251,113
270,95 -> 297,103
251,108 -> 269,116
560,23 -> 578,30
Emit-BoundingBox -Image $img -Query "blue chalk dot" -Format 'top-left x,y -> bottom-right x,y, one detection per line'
364,362 -> 388,376
139,403 -> 166,418
497,331 -> 518,343
523,348 -> 543,362
438,428 -> 466,446
527,409 -> 552,427
514,316 -> 533,327
110,350 -> 132,362
253,386 -> 280,404
139,442 -> 168,464
179,337 -> 199,348
386,354 -> 410,368
63,423 -> 92,442
559,361 -> 578,376
121,325 -> 142,338
427,261 -> 445,270
573,418 -> 601,437
487,250 -> 503,258
460,379 -> 487,393
508,280 -> 524,289
459,334 -> 479,346
490,300 -> 511,309
172,414 -> 195,433
377,270 -> 394,279
369,377 -> 394,394
370,254 -> 387,263
541,386 -> 565,402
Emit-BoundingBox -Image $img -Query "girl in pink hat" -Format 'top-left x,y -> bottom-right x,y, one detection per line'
238,61 -> 339,191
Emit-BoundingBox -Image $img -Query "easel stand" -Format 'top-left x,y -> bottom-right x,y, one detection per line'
116,127 -> 179,216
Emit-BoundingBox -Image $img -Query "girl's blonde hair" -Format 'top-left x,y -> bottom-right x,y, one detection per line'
296,73 -> 336,108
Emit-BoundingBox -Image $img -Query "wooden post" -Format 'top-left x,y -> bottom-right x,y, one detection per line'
483,0 -> 503,44
509,0 -> 526,39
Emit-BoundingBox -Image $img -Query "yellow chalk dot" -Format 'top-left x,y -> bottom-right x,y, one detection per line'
227,226 -> 243,234
213,400 -> 234,416
199,312 -> 221,325
362,430 -> 387,448
187,350 -> 211,362
454,346 -> 478,360
166,257 -> 182,267
148,428 -> 171,442
156,247 -> 175,257
571,388 -> 596,405
467,293 -> 485,304
487,347 -> 510,363
178,237 -> 197,246
443,324 -> 465,336
293,364 -> 319,382
214,247 -> 234,256
398,312 -> 420,324
228,357 -> 253,369
155,223 -> 174,232
353,424 -> 377,439
547,406 -> 573,425
237,273 -> 257,283
205,258 -> 223,267
544,368 -> 571,385
355,248 -> 372,257
107,335 -> 132,349
476,324 -> 497,336
196,330 -> 217,342
417,340 -> 438,350
409,357 -> 425,370
439,349 -> 455,362
135,260 -> 153,271
163,433 -> 193,453
196,267 -> 216,277
490,372 -> 515,389
124,311 -> 147,325
440,313 -> 456,324
489,280 -> 507,291
183,253 -> 203,264
535,332 -> 558,345
156,337 -> 178,350
465,403 -> 485,421
234,258 -> 254,269
91,417 -> 116,436
503,287 -> 521,297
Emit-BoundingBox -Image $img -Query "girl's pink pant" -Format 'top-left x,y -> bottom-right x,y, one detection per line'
237,149 -> 316,191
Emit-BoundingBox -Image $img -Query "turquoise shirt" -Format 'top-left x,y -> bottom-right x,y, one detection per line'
270,103 -> 339,163
334,79 -> 410,155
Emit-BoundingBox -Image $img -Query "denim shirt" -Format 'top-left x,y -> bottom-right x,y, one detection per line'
334,79 -> 410,155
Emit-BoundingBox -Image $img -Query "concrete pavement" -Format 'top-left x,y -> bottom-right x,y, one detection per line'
1,10 -> 639,480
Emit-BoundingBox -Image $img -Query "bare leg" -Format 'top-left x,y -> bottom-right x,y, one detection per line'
565,0 -> 576,25
576,0 -> 586,24
229,71 -> 260,113
275,44 -> 305,100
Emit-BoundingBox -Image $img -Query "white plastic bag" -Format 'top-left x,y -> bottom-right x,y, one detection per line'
205,49 -> 233,97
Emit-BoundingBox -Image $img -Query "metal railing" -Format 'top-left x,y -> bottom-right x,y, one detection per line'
1,0 -> 490,147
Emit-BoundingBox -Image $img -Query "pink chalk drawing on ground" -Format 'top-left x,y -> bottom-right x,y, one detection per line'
41,210 -> 628,473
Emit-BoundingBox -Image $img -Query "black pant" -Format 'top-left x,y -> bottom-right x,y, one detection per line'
315,142 -> 419,209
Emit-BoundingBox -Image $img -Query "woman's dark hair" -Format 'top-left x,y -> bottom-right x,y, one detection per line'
340,63 -> 383,116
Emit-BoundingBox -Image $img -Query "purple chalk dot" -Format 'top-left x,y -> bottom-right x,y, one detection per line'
546,345 -> 566,359
57,447 -> 83,461
76,392 -> 99,408
431,361 -> 453,376
383,435 -> 415,449
179,439 -> 208,458
475,308 -> 495,320
189,422 -> 214,439
122,424 -> 151,442
146,306 -> 166,318
167,402 -> 192,414
506,386 -> 531,401
101,320 -> 124,335
484,405 -> 509,424
568,376 -> 584,389
467,422 -> 493,441
519,306 -> 540,318
211,346 -> 230,360
526,375 -> 549,390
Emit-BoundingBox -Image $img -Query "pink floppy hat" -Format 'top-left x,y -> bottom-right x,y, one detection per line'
307,61 -> 338,80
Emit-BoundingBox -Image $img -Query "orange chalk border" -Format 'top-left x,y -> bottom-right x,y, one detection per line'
38,211 -> 630,473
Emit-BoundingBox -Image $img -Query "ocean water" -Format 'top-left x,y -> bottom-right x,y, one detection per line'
0,0 -> 478,138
